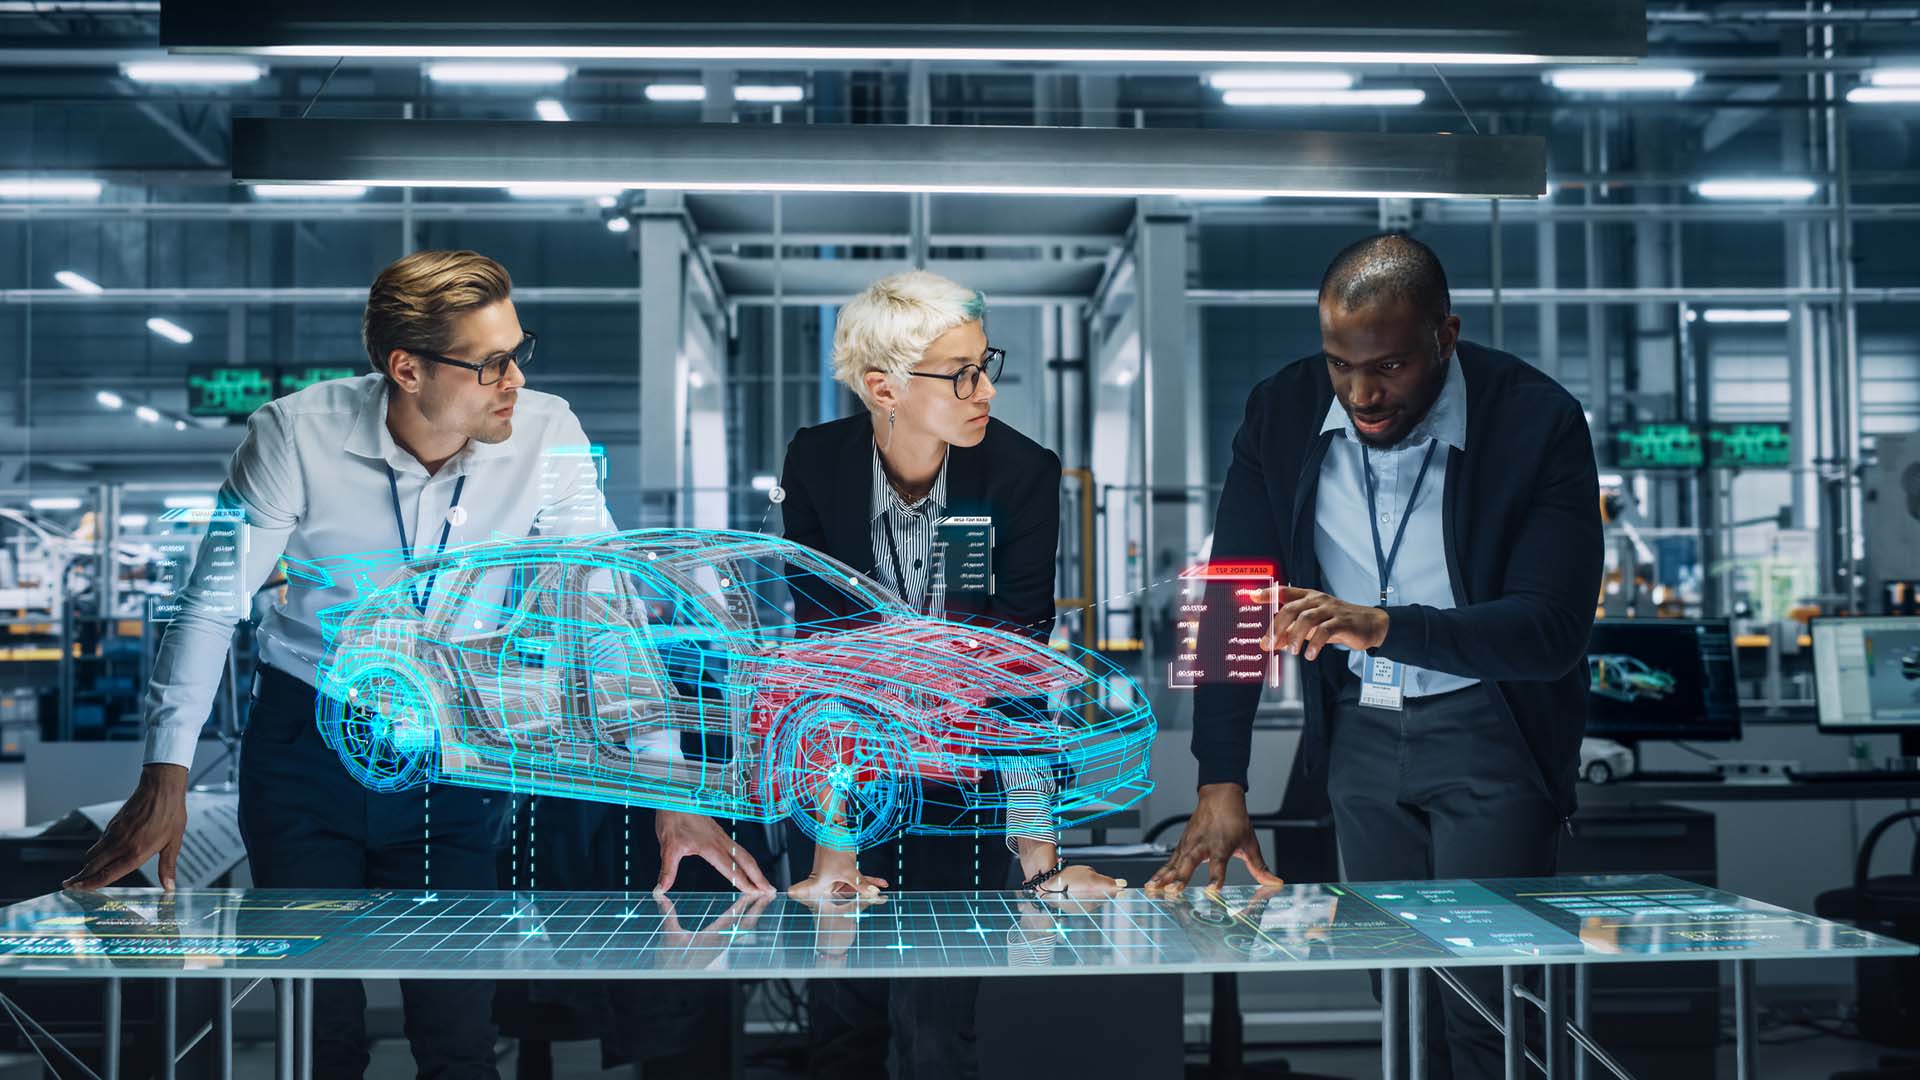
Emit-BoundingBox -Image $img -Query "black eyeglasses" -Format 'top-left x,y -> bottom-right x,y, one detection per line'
412,331 -> 537,386
909,347 -> 1004,400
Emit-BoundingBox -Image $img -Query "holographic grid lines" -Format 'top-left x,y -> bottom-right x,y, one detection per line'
294,529 -> 1155,851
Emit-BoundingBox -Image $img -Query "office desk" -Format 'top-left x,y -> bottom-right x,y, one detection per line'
0,875 -> 1910,1080
1580,776 -> 1920,804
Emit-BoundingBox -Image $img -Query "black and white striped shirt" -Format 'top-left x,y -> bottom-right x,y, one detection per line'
868,444 -> 1057,852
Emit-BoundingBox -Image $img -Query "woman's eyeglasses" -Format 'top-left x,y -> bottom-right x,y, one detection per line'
908,347 -> 1004,400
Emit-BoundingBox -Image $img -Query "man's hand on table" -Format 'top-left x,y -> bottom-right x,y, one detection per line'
654,810 -> 775,895
1143,783 -> 1285,894
64,763 -> 189,891
1253,585 -> 1388,662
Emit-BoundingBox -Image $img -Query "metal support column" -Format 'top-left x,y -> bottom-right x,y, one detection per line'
297,978 -> 314,1080
103,978 -> 121,1080
274,979 -> 293,1080
161,979 -> 177,1080
1545,966 -> 1569,1080
637,190 -> 689,525
1502,966 -> 1524,1080
1408,968 -> 1428,1080
1733,959 -> 1758,1080
214,978 -> 233,1080
1382,968 -> 1404,1080
1574,965 -> 1592,1080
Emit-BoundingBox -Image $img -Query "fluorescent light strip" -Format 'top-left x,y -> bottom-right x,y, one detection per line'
644,84 -> 706,102
1547,68 -> 1695,91
120,60 -> 264,84
135,405 -> 162,423
1847,87 -> 1920,104
534,99 -> 570,121
1206,70 -> 1353,90
1700,308 -> 1792,324
0,178 -> 103,200
54,270 -> 102,294
118,514 -> 150,529
1694,178 -> 1819,200
424,62 -> 568,84
1220,88 -> 1425,107
1866,68 -> 1920,87
146,317 -> 194,344
164,495 -> 216,510
506,183 -> 627,198
28,497 -> 83,511
251,183 -> 369,199
605,216 -> 631,233
96,390 -> 124,409
735,85 -> 805,103
350,178 -> 1494,199
257,45 -> 1555,64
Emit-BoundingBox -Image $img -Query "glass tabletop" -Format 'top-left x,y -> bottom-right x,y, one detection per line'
0,874 -> 1910,981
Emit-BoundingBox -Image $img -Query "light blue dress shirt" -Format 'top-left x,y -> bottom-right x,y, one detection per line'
1312,357 -> 1480,698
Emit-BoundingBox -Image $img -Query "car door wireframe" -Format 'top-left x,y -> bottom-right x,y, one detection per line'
566,560 -> 693,789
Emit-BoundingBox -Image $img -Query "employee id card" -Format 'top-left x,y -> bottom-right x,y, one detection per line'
1358,651 -> 1405,711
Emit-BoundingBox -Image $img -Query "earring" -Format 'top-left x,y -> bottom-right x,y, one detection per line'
880,410 -> 896,453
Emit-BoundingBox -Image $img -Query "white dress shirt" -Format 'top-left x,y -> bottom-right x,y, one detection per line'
142,373 -> 612,767
1312,356 -> 1479,698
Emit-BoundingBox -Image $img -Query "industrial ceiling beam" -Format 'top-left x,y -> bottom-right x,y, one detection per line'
160,0 -> 1644,64
231,118 -> 1549,200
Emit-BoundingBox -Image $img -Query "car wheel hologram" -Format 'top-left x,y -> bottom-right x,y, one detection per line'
317,651 -> 440,792
774,697 -> 921,851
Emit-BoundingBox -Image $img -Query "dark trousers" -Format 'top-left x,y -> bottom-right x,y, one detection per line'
794,822 -> 1014,1080
1327,681 -> 1561,1080
239,666 -> 507,1080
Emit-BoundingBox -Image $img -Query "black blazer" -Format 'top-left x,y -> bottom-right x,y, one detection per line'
1191,341 -> 1603,816
777,413 -> 1063,643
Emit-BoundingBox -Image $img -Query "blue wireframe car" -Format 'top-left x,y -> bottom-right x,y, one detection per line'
292,529 -> 1154,850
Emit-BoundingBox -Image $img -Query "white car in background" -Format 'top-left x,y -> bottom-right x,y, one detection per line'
1580,738 -> 1636,784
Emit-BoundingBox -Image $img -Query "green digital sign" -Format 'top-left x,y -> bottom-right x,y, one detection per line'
278,366 -> 360,394
1707,422 -> 1792,469
186,365 -> 362,418
1612,423 -> 1705,469
186,365 -> 276,418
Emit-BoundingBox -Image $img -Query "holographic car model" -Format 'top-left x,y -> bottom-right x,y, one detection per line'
291,529 -> 1154,850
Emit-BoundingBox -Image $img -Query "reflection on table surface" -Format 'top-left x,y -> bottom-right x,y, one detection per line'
0,874 -> 1911,980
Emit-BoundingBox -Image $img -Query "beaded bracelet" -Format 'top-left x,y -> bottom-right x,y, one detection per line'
1022,859 -> 1069,897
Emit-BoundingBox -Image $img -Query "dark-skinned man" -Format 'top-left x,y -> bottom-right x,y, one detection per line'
1145,233 -> 1602,1080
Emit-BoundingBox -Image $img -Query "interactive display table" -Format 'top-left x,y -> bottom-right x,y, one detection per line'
0,874 -> 1910,1080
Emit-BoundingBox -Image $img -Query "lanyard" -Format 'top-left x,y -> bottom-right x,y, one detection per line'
1361,440 -> 1440,606
880,505 -> 934,616
386,464 -> 468,614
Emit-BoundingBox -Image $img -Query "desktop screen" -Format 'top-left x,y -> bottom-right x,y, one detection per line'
1812,617 -> 1920,731
1585,619 -> 1742,741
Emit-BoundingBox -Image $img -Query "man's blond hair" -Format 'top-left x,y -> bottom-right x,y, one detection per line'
362,250 -> 513,377
831,270 -> 986,409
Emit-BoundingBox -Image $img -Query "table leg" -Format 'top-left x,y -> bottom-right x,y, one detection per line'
1545,967 -> 1568,1080
1502,966 -> 1523,1080
214,980 -> 232,1080
1382,968 -> 1403,1080
1733,959 -> 1758,1080
1408,968 -> 1427,1080
297,979 -> 314,1080
161,979 -> 177,1080
275,979 -> 293,1080
1574,965 -> 1591,1080
103,977 -> 121,1080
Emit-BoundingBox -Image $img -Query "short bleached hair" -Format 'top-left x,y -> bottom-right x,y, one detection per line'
831,270 -> 986,409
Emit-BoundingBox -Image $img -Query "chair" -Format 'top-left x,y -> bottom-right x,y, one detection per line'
1145,750 -> 1343,1079
1815,809 -> 1920,1078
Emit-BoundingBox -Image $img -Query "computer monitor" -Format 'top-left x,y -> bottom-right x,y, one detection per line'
1584,618 -> 1742,742
1811,616 -> 1920,733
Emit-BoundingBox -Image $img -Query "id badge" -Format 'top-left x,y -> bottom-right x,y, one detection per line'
1358,652 -> 1405,711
